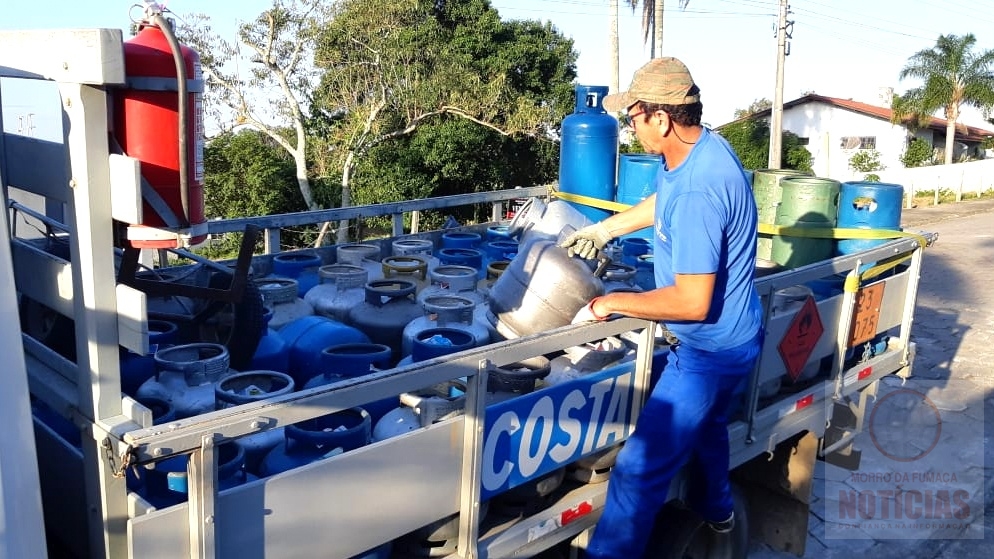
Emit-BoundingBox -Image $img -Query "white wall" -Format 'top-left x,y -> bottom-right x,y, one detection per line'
781,101 -> 908,181
875,158 -> 994,198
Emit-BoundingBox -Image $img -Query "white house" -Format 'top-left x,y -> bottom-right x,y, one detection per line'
728,94 -> 994,180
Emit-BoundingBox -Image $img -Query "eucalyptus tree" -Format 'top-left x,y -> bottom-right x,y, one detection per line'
179,0 -> 330,213
892,33 -> 994,165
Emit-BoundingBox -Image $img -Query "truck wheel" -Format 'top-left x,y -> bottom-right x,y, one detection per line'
643,489 -> 749,559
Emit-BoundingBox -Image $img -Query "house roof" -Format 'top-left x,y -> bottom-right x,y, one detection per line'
722,94 -> 994,143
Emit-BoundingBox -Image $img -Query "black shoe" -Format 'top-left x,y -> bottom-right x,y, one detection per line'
707,511 -> 735,534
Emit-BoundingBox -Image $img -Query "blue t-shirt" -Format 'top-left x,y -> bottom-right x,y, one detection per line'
652,128 -> 762,351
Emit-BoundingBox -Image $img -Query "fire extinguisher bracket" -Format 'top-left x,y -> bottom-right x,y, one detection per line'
126,222 -> 210,250
124,76 -> 204,93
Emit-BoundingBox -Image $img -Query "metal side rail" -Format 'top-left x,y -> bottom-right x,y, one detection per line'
122,318 -> 656,559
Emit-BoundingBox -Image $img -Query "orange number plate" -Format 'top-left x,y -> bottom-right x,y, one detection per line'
848,282 -> 885,347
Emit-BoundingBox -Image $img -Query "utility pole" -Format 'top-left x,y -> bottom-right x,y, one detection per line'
768,0 -> 792,168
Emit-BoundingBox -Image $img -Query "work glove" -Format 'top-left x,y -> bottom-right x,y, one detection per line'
559,222 -> 613,260
571,297 -> 609,325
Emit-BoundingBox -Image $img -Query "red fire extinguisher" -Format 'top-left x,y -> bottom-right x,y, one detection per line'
113,3 -> 206,248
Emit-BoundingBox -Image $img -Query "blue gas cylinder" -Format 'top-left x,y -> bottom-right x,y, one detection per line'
271,250 -> 323,297
258,408 -> 372,477
307,342 -> 394,383
278,316 -> 371,387
248,309 -> 290,373
633,253 -> 655,291
120,319 -> 179,397
437,248 -> 484,280
304,343 -> 396,424
441,231 -> 482,249
140,442 -> 252,510
486,225 -> 513,241
620,237 -> 651,266
616,153 -> 662,241
408,327 -> 477,363
483,240 -> 519,266
559,85 -> 619,223
836,181 -> 904,255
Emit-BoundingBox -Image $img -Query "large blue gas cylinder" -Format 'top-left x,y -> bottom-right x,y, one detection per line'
258,408 -> 371,477
304,343 -> 396,424
836,181 -> 904,255
278,316 -> 371,387
616,153 -> 662,241
559,85 -> 619,223
248,309 -> 290,373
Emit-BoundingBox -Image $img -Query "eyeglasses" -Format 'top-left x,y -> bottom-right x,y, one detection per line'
622,110 -> 646,128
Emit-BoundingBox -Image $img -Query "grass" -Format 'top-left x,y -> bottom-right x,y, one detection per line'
909,187 -> 994,207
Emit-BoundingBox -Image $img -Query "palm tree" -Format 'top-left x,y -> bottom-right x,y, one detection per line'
892,33 -> 994,165
625,1 -> 689,59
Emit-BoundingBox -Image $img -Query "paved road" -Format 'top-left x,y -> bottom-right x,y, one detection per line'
750,198 -> 994,558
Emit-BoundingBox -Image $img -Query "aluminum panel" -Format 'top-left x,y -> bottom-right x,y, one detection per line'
131,421 -> 465,559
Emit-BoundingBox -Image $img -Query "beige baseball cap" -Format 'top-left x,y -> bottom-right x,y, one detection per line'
602,57 -> 700,112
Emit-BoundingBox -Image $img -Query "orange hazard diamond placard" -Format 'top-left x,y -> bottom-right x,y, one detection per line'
777,295 -> 824,382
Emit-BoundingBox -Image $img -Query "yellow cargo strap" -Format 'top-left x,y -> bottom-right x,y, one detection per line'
551,188 -> 928,291
551,190 -> 634,213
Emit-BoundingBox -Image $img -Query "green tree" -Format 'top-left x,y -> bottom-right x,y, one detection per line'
203,130 -> 302,218
342,14 -> 576,231
202,129 -> 312,251
717,118 -> 812,172
892,33 -> 994,165
899,138 -> 935,168
314,0 -> 574,242
733,98 -> 772,119
848,149 -> 885,181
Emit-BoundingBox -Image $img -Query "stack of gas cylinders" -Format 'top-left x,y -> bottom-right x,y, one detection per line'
61,202 -> 654,556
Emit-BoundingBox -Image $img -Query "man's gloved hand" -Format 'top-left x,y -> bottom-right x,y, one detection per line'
572,297 -> 609,324
559,222 -> 613,260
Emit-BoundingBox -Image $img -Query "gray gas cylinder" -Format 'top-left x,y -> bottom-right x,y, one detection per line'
487,238 -> 605,339
346,280 -> 423,363
392,238 -> 440,274
135,343 -> 233,419
381,255 -> 429,293
304,264 -> 369,323
600,262 -> 643,293
256,277 -> 313,330
337,243 -> 384,282
215,370 -> 296,474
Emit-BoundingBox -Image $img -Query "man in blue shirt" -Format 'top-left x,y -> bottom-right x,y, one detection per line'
561,57 -> 763,559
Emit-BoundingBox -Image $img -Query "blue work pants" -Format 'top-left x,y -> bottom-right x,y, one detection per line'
585,335 -> 760,559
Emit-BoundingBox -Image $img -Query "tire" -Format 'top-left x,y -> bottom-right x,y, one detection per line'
643,489 -> 749,559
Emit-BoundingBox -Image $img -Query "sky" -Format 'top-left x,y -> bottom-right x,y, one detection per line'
3,0 -> 994,139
